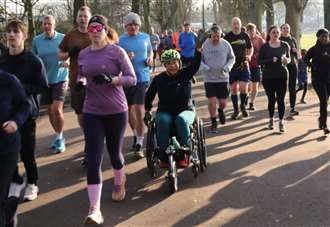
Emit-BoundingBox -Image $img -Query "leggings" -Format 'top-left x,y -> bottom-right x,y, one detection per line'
0,152 -> 18,227
156,110 -> 195,153
263,78 -> 287,120
12,118 -> 38,185
83,112 -> 127,185
287,63 -> 298,109
312,80 -> 330,127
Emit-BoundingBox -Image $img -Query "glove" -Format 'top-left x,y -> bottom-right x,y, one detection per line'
144,111 -> 152,126
74,81 -> 85,92
92,73 -> 113,85
68,46 -> 81,58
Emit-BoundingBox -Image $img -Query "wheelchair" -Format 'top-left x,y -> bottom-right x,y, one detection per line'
145,113 -> 207,194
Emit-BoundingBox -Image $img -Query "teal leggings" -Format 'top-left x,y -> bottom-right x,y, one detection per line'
155,110 -> 196,151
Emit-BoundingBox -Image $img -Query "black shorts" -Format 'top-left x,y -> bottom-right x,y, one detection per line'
229,68 -> 250,84
41,81 -> 68,105
70,86 -> 86,115
250,68 -> 262,82
204,82 -> 229,99
124,82 -> 148,105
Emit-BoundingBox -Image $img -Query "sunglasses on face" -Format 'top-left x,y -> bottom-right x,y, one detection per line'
87,24 -> 105,33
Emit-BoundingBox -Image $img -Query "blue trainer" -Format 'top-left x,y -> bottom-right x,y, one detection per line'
53,137 -> 66,154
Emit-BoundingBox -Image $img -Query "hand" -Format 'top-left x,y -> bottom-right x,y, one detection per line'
292,47 -> 297,53
74,81 -> 85,92
144,111 -> 152,126
245,55 -> 251,62
59,61 -> 69,68
92,73 -> 113,85
196,47 -> 203,53
2,121 -> 18,134
145,57 -> 153,66
68,46 -> 81,58
281,55 -> 289,65
273,57 -> 278,63
128,52 -> 135,60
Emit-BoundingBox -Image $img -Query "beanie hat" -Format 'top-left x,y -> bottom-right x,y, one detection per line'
123,12 -> 141,26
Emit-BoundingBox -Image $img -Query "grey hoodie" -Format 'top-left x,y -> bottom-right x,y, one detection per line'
201,38 -> 235,83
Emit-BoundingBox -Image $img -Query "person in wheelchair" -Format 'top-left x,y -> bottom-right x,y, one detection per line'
144,48 -> 201,168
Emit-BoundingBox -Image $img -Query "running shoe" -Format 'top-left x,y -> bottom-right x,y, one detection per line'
279,120 -> 286,133
267,119 -> 274,130
231,111 -> 240,120
248,103 -> 255,111
241,106 -> 249,118
84,207 -> 104,225
290,108 -> 299,116
134,144 -> 144,158
300,99 -> 306,104
112,176 -> 126,201
23,184 -> 39,201
53,137 -> 66,154
8,182 -> 26,198
210,121 -> 218,133
218,110 -> 226,125
324,127 -> 330,135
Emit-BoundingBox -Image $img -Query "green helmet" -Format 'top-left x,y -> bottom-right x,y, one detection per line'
161,49 -> 181,64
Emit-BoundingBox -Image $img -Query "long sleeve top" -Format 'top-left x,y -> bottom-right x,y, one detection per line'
258,41 -> 291,80
78,44 -> 137,115
304,42 -> 330,83
0,49 -> 48,119
179,32 -> 196,58
145,51 -> 201,115
0,70 -> 30,154
280,36 -> 299,65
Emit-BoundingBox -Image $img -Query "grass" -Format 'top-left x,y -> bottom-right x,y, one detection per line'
300,33 -> 317,50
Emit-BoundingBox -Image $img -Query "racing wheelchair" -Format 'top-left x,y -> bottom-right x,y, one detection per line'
145,113 -> 207,194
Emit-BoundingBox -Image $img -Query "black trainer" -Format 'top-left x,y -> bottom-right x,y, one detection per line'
210,120 -> 218,133
134,144 -> 144,158
290,108 -> 299,116
248,103 -> 255,111
241,106 -> 249,118
231,111 -> 240,120
324,127 -> 330,135
218,109 -> 226,125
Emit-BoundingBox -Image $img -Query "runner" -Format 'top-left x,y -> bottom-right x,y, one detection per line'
280,24 -> 299,116
258,25 -> 291,133
119,12 -> 153,158
225,17 -> 253,119
201,25 -> 235,133
32,15 -> 69,154
304,28 -> 330,135
164,29 -> 174,50
179,22 -> 196,68
0,20 -> 48,201
144,48 -> 201,167
246,23 -> 265,110
0,70 -> 30,227
173,26 -> 183,53
149,27 -> 160,72
58,6 -> 92,165
76,15 -> 136,225
296,49 -> 308,104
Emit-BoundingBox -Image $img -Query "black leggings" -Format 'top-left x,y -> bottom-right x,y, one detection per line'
287,63 -> 298,109
83,112 -> 127,185
12,118 -> 38,185
263,78 -> 287,120
0,152 -> 18,227
312,80 -> 330,127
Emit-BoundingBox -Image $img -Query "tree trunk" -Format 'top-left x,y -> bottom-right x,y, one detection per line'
324,0 -> 330,29
73,0 -> 87,26
132,0 -> 140,14
255,0 -> 264,32
143,0 -> 150,33
24,0 -> 35,46
283,0 -> 308,48
265,0 -> 274,31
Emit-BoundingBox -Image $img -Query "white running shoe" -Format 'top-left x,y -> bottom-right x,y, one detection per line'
8,182 -> 26,198
84,208 -> 104,225
23,184 -> 39,201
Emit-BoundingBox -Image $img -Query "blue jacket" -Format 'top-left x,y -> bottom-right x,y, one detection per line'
179,32 -> 196,57
0,70 -> 30,154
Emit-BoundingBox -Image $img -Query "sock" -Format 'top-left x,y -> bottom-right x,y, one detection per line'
55,132 -> 63,140
136,136 -> 144,146
218,108 -> 223,114
211,117 -> 217,123
113,167 -> 125,185
240,93 -> 247,108
87,184 -> 102,210
231,94 -> 238,112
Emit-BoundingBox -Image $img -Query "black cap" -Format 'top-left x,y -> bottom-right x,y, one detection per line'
316,28 -> 329,37
88,15 -> 106,26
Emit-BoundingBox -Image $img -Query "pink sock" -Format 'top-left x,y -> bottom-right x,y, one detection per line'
113,167 -> 125,185
87,184 -> 102,210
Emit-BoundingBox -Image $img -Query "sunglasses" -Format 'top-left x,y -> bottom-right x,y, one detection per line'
87,24 -> 105,33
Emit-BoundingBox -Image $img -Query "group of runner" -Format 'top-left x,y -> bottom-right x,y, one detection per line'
0,7 -> 329,226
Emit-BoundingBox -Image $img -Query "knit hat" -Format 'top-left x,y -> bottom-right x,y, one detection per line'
316,28 -> 329,37
123,12 -> 141,26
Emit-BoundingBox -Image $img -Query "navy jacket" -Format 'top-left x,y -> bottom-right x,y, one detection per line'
0,70 -> 31,154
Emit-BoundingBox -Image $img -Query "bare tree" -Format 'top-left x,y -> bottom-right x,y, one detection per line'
132,0 -> 140,14
264,0 -> 274,30
73,0 -> 87,26
324,0 -> 330,29
150,0 -> 177,31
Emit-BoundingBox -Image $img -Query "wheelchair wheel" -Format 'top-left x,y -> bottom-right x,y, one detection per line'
198,118 -> 207,170
168,154 -> 178,194
146,120 -> 157,178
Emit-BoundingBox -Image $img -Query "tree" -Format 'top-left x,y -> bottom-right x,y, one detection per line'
73,0 -> 87,26
150,0 -> 177,31
132,0 -> 140,14
324,0 -> 330,29
142,0 -> 150,33
282,0 -> 308,47
264,0 -> 274,30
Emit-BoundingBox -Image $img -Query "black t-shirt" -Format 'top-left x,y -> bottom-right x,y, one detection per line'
224,31 -> 252,70
258,41 -> 290,80
280,36 -> 298,64
0,42 -> 7,62
145,51 -> 201,115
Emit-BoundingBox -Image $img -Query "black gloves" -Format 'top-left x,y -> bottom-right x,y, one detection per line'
92,73 -> 113,85
144,111 -> 152,126
68,46 -> 81,58
74,81 -> 85,92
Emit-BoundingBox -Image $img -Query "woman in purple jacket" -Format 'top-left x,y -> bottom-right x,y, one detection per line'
76,15 -> 136,225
